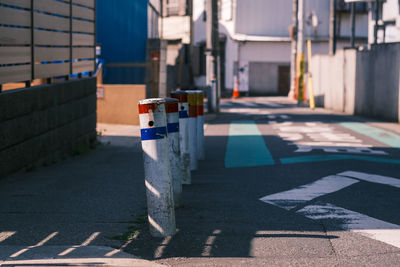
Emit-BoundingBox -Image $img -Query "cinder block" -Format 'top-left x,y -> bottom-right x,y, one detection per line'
0,78 -> 97,178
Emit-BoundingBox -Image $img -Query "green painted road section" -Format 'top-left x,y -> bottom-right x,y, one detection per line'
280,155 -> 400,165
225,121 -> 275,168
340,122 -> 400,148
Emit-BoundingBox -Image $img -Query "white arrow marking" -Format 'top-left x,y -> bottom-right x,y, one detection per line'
259,175 -> 359,210
260,171 -> 400,249
338,171 -> 400,189
298,203 -> 400,248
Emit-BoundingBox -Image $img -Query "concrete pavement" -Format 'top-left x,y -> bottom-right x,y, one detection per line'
0,123 -> 161,266
1,97 -> 400,266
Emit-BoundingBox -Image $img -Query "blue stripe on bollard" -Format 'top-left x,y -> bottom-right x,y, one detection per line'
167,122 -> 179,133
141,127 -> 168,140
179,111 -> 189,118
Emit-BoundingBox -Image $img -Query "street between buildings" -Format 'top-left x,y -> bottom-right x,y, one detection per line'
0,97 -> 399,266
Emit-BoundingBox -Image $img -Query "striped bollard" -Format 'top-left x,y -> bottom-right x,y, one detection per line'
165,98 -> 183,207
170,91 -> 191,185
138,98 -> 176,237
194,90 -> 205,160
186,91 -> 198,170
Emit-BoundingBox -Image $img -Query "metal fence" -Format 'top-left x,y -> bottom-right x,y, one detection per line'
0,0 -> 96,90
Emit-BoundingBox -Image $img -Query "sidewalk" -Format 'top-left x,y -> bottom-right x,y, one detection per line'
0,123 -> 161,266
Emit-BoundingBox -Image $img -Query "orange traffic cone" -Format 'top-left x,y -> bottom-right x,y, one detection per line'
233,76 -> 240,98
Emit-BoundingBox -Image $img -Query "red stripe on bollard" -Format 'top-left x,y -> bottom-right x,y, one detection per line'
197,105 -> 204,116
139,103 -> 159,114
170,92 -> 188,103
165,102 -> 179,113
189,106 -> 197,118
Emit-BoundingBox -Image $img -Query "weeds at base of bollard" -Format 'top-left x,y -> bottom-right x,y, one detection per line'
107,212 -> 149,242
107,230 -> 140,242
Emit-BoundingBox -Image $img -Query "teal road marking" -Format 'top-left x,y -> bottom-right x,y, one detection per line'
225,120 -> 274,168
340,122 -> 400,148
280,155 -> 400,165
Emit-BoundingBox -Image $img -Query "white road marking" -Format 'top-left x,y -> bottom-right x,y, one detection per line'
280,126 -> 333,133
264,102 -> 284,108
10,232 -> 58,258
259,175 -> 359,210
307,133 -> 362,143
278,133 -> 303,141
294,142 -> 372,147
274,122 -> 385,155
280,115 -> 290,119
223,108 -> 271,115
338,171 -> 400,189
260,171 -> 400,249
292,145 -> 387,155
268,115 -> 277,119
241,102 -> 258,107
297,203 -> 400,248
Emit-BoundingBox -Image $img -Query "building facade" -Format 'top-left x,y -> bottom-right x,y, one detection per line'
218,0 -> 369,95
369,0 -> 400,43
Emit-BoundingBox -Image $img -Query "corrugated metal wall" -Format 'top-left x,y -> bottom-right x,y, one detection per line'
96,0 -> 148,84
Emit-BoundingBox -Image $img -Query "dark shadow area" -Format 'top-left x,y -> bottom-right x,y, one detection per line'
0,134 -> 147,260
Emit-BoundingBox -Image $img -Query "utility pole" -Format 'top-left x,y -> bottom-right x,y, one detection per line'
296,0 -> 305,103
374,0 -> 379,44
289,0 -> 298,99
329,0 -> 336,55
350,2 -> 356,48
206,0 -> 219,113
188,0 -> 194,88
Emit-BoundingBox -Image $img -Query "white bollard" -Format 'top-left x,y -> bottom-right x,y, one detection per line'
165,98 -> 183,207
194,90 -> 205,160
170,91 -> 191,185
138,98 -> 176,237
186,91 -> 198,171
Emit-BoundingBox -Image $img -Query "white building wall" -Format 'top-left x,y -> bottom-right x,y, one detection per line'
382,0 -> 400,42
192,0 -> 370,93
162,16 -> 191,43
235,0 -> 292,36
193,0 -> 206,44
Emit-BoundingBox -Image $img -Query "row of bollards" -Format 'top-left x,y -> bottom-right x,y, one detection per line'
138,90 -> 205,237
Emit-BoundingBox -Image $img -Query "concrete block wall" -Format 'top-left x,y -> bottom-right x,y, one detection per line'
312,43 -> 400,122
0,78 -> 97,178
311,49 -> 357,114
355,43 -> 400,121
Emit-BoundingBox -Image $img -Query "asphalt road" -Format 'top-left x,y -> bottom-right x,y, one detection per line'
1,97 -> 399,266
126,97 -> 400,266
